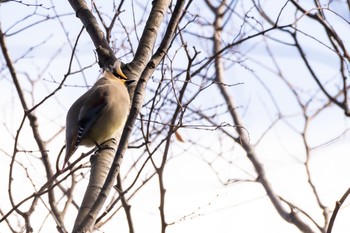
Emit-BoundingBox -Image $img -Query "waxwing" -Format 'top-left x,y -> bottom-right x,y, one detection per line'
64,60 -> 132,168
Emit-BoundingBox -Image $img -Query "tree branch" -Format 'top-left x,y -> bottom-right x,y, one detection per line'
0,25 -> 67,233
208,2 -> 317,233
327,187 -> 350,233
67,0 -> 118,68
70,0 -> 187,232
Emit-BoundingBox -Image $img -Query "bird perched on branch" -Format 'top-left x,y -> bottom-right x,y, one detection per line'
63,60 -> 133,169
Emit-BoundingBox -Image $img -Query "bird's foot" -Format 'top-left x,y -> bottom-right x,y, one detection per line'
94,138 -> 117,153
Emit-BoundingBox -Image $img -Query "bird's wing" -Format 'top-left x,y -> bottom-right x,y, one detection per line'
63,85 -> 108,169
77,87 -> 108,143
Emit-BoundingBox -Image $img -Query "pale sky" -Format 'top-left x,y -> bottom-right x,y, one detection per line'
1,1 -> 350,233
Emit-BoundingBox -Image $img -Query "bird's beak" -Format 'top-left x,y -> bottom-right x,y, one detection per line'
114,63 -> 127,80
112,60 -> 127,80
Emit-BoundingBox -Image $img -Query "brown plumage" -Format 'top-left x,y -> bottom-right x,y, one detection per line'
64,61 -> 132,168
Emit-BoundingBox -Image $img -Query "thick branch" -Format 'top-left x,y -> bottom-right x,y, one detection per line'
72,139 -> 117,233
71,0 -> 186,232
67,0 -> 117,68
129,0 -> 171,77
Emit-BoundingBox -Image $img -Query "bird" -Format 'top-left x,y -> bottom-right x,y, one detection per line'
63,60 -> 133,169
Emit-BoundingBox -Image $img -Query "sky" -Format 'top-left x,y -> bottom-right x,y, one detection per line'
1,0 -> 350,233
